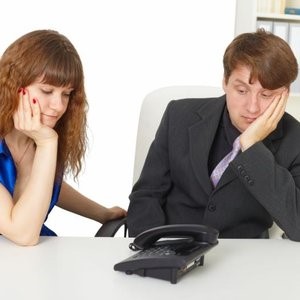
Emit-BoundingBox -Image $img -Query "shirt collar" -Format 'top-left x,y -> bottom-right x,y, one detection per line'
222,106 -> 241,146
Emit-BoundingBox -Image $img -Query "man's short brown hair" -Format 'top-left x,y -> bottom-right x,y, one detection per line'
223,28 -> 298,89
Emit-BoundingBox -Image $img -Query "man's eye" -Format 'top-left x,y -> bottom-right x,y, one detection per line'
261,94 -> 272,99
238,89 -> 247,95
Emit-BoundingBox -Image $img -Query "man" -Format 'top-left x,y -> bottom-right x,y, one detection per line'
127,29 -> 300,240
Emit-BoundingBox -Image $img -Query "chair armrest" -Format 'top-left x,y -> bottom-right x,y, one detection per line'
95,217 -> 127,237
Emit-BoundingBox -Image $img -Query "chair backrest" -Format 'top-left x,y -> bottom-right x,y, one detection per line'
133,85 -> 224,184
286,94 -> 300,122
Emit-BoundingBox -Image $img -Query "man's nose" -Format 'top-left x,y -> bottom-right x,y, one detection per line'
247,94 -> 260,114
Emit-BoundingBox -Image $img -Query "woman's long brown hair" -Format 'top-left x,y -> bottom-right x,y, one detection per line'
0,29 -> 88,180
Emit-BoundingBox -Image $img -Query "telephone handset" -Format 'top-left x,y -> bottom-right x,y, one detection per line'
114,224 -> 219,284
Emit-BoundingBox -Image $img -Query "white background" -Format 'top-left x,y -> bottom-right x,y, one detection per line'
0,0 -> 236,236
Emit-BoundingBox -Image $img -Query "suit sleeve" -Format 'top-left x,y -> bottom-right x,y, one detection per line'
230,141 -> 300,241
127,101 -> 174,236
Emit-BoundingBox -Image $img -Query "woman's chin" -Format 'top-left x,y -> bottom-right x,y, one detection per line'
41,119 -> 57,128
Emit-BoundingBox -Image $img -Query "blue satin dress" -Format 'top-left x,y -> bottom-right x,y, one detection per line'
0,139 -> 62,236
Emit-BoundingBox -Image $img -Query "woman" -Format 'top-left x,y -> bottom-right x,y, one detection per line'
0,29 -> 126,246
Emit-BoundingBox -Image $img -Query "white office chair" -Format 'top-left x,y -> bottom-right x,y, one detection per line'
97,85 -> 300,238
96,86 -> 223,237
133,85 -> 223,184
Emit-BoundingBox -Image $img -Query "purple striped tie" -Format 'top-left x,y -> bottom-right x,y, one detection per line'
210,136 -> 241,188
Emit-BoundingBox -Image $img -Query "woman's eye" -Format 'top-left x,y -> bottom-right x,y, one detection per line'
42,89 -> 52,95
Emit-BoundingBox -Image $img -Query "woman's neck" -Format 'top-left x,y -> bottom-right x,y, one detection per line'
5,130 -> 31,148
4,130 -> 33,165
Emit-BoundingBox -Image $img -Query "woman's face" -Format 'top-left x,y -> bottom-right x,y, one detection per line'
26,79 -> 73,128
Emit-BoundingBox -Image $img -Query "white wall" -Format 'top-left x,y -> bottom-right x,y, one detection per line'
0,0 -> 236,236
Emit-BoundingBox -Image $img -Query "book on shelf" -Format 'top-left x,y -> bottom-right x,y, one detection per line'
285,7 -> 300,14
257,0 -> 286,14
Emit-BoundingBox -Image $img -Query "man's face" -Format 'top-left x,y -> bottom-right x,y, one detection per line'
223,65 -> 286,132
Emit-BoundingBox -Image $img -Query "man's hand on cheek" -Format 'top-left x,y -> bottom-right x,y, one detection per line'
240,89 -> 288,151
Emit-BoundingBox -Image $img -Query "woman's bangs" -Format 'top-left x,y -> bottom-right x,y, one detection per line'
41,54 -> 82,89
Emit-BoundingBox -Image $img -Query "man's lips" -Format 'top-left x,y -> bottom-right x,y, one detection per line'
243,116 -> 257,123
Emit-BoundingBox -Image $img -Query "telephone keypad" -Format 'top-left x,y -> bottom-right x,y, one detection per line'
133,246 -> 176,258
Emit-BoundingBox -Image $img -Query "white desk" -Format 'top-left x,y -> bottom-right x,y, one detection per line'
1,237 -> 300,300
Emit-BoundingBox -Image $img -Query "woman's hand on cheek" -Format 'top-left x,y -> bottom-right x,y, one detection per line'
13,88 -> 58,145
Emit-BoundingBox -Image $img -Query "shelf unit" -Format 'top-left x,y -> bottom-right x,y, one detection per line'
235,1 -> 300,34
257,12 -> 300,21
235,0 -> 300,96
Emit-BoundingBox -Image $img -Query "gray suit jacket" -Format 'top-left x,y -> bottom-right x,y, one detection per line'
127,96 -> 300,240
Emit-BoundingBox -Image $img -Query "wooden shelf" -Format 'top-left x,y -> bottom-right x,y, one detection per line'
257,13 -> 300,21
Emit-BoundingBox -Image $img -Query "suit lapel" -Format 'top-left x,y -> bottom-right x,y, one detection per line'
189,96 -> 226,195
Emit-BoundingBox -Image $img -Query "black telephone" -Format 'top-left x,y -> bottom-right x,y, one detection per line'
114,224 -> 219,284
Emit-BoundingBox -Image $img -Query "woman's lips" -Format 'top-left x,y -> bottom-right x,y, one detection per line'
41,113 -> 57,119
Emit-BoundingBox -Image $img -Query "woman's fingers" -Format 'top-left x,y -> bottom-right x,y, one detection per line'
13,88 -> 41,131
31,98 -> 41,127
22,89 -> 33,128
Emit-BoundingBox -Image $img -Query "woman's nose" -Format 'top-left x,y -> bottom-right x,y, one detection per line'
49,94 -> 64,110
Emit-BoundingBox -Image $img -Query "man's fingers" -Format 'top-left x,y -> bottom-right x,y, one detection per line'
259,89 -> 288,125
267,90 -> 288,125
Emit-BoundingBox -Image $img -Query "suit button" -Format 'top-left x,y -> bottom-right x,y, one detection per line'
237,165 -> 246,175
240,169 -> 246,176
243,175 -> 254,185
208,203 -> 216,212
